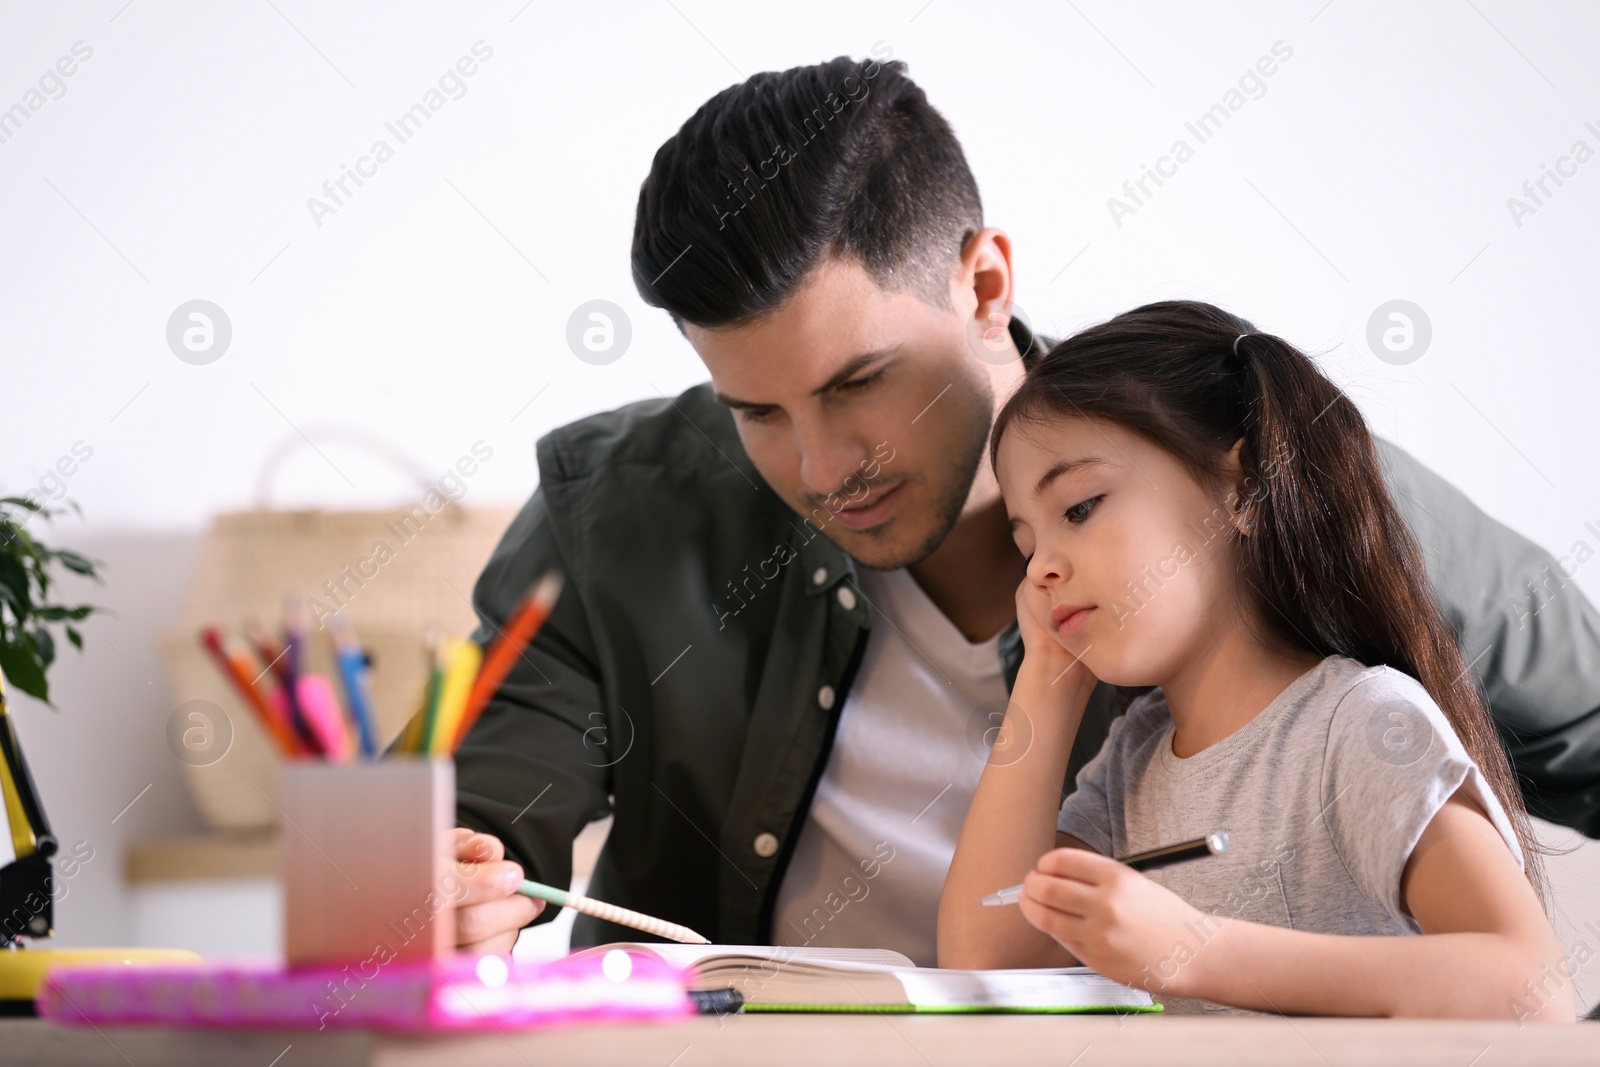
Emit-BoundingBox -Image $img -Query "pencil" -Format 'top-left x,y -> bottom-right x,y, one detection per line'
980,831 -> 1231,906
198,627 -> 299,757
280,599 -> 318,754
427,637 -> 483,755
418,635 -> 450,753
394,630 -> 441,755
516,879 -> 710,945
450,572 -> 563,751
327,612 -> 378,758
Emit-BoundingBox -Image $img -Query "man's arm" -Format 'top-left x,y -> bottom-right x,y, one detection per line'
1379,438 -> 1600,834
451,486 -> 614,922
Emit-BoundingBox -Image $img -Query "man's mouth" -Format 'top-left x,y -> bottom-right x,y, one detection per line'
829,482 -> 906,531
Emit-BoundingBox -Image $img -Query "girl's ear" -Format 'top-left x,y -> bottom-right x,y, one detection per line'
1224,437 -> 1255,536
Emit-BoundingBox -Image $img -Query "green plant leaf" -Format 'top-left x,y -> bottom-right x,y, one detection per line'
52,549 -> 100,578
33,627 -> 54,670
35,605 -> 95,622
65,626 -> 82,650
0,641 -> 50,703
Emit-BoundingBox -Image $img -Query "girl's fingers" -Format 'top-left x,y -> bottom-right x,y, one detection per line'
1035,846 -> 1118,883
1023,869 -> 1097,918
1018,890 -> 1088,946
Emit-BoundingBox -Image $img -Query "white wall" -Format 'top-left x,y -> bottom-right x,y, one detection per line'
2,0 -> 1598,998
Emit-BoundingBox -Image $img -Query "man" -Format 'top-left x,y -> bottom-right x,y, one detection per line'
445,56 -> 1600,964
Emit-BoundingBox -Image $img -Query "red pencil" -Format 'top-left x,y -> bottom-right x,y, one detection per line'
450,573 -> 563,751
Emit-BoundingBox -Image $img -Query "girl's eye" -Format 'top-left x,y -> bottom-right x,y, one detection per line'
1063,495 -> 1103,524
838,370 -> 883,392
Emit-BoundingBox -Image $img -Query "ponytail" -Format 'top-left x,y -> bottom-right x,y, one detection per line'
993,302 -> 1548,907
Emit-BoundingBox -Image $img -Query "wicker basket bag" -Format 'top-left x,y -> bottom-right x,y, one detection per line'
158,430 -> 519,830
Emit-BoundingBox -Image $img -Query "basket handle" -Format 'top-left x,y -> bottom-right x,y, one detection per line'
254,426 -> 440,508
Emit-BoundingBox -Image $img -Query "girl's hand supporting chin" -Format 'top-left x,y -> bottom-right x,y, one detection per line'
1014,576 -> 1097,702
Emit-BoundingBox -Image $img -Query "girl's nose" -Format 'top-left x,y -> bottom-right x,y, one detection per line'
1029,546 -> 1069,583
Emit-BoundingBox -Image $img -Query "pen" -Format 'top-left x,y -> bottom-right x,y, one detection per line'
980,830 -> 1230,906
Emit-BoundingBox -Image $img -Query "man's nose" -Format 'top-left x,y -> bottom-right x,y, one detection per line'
794,418 -> 866,499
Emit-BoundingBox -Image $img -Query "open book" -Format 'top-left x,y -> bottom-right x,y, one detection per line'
571,944 -> 1160,1013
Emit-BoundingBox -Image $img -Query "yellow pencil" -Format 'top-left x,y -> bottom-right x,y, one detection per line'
426,637 -> 482,755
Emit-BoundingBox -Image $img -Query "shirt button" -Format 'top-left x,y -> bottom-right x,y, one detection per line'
753,832 -> 780,858
818,685 -> 835,710
812,567 -> 827,586
837,586 -> 857,611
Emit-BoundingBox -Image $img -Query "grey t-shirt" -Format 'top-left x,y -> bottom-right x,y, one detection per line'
1055,655 -> 1523,1016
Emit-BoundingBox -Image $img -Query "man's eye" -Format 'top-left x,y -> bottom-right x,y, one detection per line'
1063,495 -> 1103,524
739,408 -> 777,424
838,371 -> 883,392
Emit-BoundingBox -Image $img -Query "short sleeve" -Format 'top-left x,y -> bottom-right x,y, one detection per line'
1056,696 -> 1155,855
1321,669 -> 1524,926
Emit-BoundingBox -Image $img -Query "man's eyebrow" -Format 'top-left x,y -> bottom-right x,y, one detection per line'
812,346 -> 898,396
712,346 -> 900,411
1032,455 -> 1111,498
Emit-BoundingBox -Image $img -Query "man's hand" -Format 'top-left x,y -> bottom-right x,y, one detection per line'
452,828 -> 543,954
1018,847 -> 1210,996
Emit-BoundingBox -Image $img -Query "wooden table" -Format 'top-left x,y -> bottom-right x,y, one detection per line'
5,1013 -> 1595,1066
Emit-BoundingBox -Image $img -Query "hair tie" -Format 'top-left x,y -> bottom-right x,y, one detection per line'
1233,333 -> 1253,356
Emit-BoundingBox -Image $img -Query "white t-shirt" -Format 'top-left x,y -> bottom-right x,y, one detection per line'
771,566 -> 1010,966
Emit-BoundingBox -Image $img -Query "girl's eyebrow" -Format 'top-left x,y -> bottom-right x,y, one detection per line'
1032,455 -> 1111,497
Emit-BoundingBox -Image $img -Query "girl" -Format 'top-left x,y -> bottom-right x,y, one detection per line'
937,300 -> 1573,1020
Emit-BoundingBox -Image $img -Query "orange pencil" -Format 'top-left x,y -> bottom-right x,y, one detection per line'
450,572 -> 563,751
199,626 -> 300,756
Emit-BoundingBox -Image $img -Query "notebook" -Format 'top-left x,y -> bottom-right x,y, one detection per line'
571,944 -> 1161,1014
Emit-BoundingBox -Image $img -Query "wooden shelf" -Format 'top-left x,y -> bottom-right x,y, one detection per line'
125,832 -> 279,884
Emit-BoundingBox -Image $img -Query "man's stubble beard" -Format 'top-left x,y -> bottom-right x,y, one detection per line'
836,373 -> 996,573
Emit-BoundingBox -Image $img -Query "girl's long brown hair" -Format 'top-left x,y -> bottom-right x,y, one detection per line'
992,300 -> 1548,906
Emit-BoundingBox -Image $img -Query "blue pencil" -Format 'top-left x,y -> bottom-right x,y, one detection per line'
327,612 -> 378,758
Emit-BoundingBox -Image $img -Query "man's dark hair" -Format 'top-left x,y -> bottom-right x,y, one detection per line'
632,55 -> 983,329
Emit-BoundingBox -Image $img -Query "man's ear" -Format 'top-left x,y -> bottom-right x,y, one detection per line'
960,228 -> 1014,320
956,227 -> 1017,359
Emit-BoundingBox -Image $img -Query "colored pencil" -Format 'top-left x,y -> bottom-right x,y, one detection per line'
295,674 -> 354,763
280,599 -> 317,753
396,631 -> 442,755
515,879 -> 710,945
450,573 -> 564,751
326,613 -> 378,758
427,638 -> 483,756
198,627 -> 299,757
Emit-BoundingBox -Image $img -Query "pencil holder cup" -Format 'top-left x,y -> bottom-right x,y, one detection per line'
280,757 -> 455,969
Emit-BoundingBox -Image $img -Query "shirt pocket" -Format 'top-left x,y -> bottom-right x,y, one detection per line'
1154,859 -> 1293,1016
1200,855 -> 1294,929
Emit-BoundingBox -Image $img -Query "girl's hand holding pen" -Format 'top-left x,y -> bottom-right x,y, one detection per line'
1018,846 -> 1210,996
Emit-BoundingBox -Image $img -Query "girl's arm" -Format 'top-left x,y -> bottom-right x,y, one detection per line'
937,580 -> 1099,970
1020,790 -> 1575,1020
